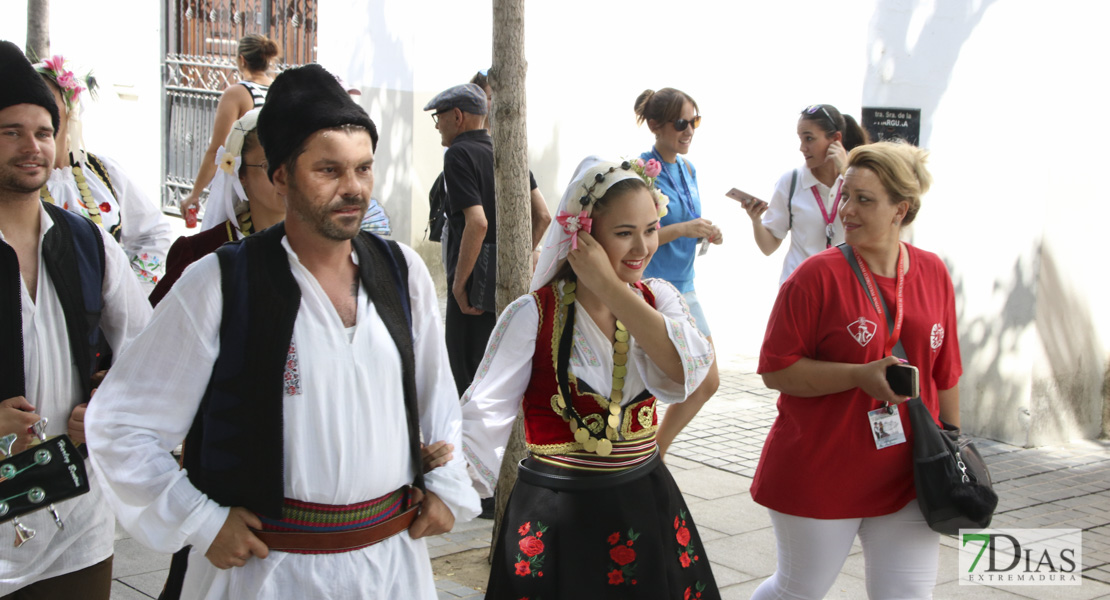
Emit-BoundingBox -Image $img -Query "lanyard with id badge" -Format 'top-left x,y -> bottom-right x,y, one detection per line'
839,243 -> 917,450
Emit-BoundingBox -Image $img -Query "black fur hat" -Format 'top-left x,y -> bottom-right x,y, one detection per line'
0,40 -> 60,135
256,63 -> 377,181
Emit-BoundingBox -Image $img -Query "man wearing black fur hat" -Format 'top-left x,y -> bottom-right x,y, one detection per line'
0,40 -> 151,598
86,64 -> 479,599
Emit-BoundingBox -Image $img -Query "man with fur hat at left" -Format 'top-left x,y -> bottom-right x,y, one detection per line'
85,63 -> 479,599
0,40 -> 152,598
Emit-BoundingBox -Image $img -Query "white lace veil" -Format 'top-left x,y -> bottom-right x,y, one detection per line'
201,108 -> 261,232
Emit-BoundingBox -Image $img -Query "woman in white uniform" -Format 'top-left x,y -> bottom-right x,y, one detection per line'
745,104 -> 868,285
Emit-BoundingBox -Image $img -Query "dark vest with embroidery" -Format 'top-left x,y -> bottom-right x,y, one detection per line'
179,224 -> 425,519
0,202 -> 105,403
522,282 -> 659,455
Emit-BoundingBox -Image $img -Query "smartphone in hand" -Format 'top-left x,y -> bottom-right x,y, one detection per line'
726,188 -> 765,210
885,363 -> 920,398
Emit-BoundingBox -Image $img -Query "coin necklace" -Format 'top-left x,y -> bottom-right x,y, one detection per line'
554,279 -> 626,457
39,165 -> 103,225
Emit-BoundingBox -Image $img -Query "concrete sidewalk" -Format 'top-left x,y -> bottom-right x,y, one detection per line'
108,356 -> 1110,599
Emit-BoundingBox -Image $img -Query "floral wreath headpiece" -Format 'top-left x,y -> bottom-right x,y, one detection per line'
556,158 -> 670,249
33,55 -> 97,114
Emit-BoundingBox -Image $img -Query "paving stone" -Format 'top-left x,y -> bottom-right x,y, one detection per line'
110,581 -> 155,600
111,537 -> 173,579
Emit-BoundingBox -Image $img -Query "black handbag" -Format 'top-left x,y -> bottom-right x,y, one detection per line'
838,244 -> 998,534
906,399 -> 997,534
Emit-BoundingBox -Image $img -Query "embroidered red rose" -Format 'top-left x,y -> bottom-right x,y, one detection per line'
518,522 -> 531,536
609,545 -> 636,566
679,552 -> 692,568
684,587 -> 692,600
536,531 -> 543,538
631,579 -> 638,585
608,532 -> 621,545
676,527 -> 691,547
99,202 -> 111,213
608,569 -> 625,585
519,536 -> 544,557
515,560 -> 531,576
626,540 -> 633,547
674,516 -> 680,529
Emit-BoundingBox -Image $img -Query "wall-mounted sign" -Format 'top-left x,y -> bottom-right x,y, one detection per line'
862,107 -> 922,146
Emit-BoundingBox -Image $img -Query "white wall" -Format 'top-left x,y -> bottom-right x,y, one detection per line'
0,0 -> 163,206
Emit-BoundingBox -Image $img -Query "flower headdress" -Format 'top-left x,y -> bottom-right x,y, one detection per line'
33,55 -> 97,114
201,108 -> 261,232
530,156 -> 670,291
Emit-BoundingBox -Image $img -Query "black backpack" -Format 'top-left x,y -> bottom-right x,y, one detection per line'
425,171 -> 448,242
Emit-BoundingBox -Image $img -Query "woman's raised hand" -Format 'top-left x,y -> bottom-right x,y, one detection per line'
566,231 -> 621,294
827,140 -> 848,175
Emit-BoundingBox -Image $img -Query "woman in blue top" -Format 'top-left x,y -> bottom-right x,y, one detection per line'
635,87 -> 721,457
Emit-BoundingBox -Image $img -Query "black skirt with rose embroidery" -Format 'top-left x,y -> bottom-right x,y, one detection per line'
485,457 -> 720,600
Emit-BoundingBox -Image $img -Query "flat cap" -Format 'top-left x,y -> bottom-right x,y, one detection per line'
423,83 -> 487,116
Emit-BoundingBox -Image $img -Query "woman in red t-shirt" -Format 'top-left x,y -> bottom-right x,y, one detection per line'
751,142 -> 960,600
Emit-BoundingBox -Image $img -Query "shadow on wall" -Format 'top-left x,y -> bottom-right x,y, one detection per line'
952,256 -> 1036,445
865,0 -> 998,147
340,0 -> 414,245
1034,246 -> 1107,442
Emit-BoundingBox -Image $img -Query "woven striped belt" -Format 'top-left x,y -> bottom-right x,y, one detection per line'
519,434 -> 661,492
252,486 -> 419,554
530,434 -> 658,472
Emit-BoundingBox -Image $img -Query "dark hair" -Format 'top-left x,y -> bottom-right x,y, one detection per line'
842,115 -> 870,152
546,178 -> 650,287
799,104 -> 869,152
634,88 -> 698,128
238,34 -> 280,73
470,70 -> 488,90
280,123 -> 376,183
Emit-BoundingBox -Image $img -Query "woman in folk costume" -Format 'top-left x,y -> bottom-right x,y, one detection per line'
35,55 -> 173,293
462,157 -> 720,599
148,108 -> 284,306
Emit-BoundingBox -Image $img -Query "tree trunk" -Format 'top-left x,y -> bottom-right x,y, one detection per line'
25,0 -> 50,61
489,0 -> 530,563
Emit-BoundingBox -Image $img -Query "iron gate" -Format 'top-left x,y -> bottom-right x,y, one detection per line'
161,0 -> 317,217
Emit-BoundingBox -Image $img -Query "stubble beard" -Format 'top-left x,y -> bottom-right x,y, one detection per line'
0,163 -> 50,197
287,179 -> 367,242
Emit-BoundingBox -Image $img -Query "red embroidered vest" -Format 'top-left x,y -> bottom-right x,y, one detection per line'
523,282 -> 659,455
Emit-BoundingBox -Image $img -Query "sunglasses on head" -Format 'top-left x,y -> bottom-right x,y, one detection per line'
672,115 -> 702,132
804,105 -> 839,131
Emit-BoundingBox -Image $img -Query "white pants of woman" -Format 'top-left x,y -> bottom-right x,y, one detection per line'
751,501 -> 940,600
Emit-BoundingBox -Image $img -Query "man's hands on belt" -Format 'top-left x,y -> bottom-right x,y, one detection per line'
206,507 -> 270,569
407,488 -> 454,539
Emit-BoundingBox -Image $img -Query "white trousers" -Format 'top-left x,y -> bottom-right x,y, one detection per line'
751,501 -> 940,600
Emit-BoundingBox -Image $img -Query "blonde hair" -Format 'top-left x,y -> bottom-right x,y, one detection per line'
846,141 -> 932,226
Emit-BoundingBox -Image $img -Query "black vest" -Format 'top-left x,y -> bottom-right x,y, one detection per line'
179,224 -> 425,519
0,202 -> 105,403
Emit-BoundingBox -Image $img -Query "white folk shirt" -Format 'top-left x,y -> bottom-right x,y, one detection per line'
46,153 -> 173,294
86,237 -> 480,600
460,278 -> 714,497
761,166 -> 846,285
0,203 -> 151,594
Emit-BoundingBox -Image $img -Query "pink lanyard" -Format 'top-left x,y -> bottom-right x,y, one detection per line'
852,243 -> 907,357
810,180 -> 843,248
